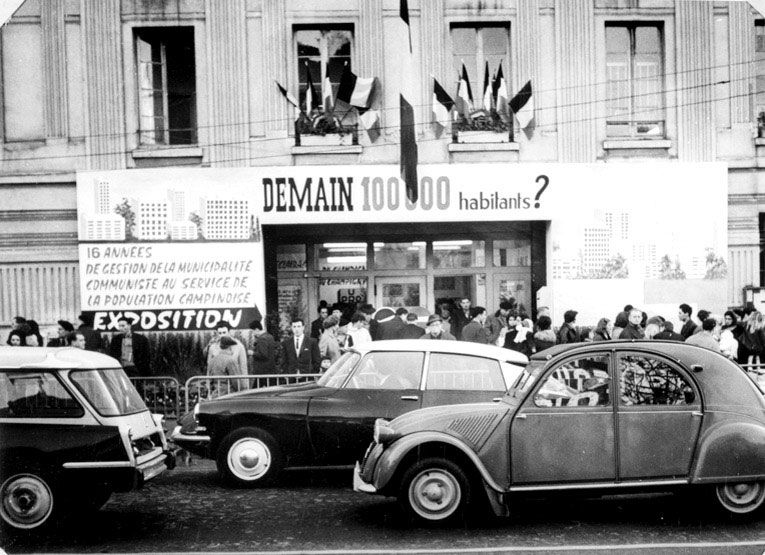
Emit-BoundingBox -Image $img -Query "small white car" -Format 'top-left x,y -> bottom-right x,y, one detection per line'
0,347 -> 174,532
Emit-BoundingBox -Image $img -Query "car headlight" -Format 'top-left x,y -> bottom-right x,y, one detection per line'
373,418 -> 397,445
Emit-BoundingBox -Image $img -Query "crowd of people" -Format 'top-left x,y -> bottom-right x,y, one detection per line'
4,313 -> 149,377
8,298 -> 765,387
270,297 -> 765,375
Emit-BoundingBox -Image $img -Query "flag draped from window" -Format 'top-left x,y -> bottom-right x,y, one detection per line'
275,81 -> 299,108
432,78 -> 454,132
322,75 -> 333,113
359,109 -> 381,142
400,94 -> 418,203
509,80 -> 534,130
492,62 -> 509,124
482,61 -> 492,112
304,64 -> 318,115
336,66 -> 375,109
455,64 -> 474,120
400,0 -> 412,53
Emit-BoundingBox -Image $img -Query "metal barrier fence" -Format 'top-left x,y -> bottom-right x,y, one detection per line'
129,376 -> 181,419
184,374 -> 322,413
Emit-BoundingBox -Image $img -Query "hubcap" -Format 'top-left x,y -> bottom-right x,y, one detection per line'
227,438 -> 271,481
408,468 -> 461,520
717,482 -> 765,514
1,474 -> 54,529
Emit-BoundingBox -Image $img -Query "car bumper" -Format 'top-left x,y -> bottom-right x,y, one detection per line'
63,448 -> 173,492
170,425 -> 211,457
353,462 -> 376,494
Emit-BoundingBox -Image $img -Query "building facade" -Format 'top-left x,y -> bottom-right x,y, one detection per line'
0,0 -> 763,332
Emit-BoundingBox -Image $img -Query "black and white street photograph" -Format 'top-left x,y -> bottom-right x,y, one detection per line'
2,0 -> 765,553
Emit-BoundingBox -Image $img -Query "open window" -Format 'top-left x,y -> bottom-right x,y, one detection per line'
134,27 -> 197,146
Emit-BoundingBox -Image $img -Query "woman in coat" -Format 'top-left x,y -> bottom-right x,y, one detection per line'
591,318 -> 612,342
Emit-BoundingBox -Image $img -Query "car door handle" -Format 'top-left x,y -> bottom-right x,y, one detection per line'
692,411 -> 703,417
400,395 -> 419,401
516,413 -> 527,419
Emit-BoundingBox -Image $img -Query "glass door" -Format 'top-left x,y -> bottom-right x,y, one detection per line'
375,276 -> 427,310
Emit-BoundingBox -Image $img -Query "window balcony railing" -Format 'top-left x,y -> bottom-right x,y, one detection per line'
451,110 -> 513,143
294,113 -> 358,147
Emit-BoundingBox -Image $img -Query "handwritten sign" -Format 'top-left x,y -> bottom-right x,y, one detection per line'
78,243 -> 261,331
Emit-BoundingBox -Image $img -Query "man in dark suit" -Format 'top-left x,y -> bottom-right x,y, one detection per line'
378,307 -> 408,340
107,317 -> 150,377
678,303 -> 698,340
400,313 -> 424,339
451,297 -> 472,341
310,305 -> 329,340
249,319 -> 277,373
281,318 -> 321,374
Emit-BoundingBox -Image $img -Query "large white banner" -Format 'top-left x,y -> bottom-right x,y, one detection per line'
77,162 -> 728,328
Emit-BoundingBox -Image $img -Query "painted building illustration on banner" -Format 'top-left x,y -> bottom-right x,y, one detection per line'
552,207 -> 723,281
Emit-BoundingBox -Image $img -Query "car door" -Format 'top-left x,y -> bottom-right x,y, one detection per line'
420,352 -> 508,408
511,352 -> 616,484
615,351 -> 702,479
307,351 -> 424,464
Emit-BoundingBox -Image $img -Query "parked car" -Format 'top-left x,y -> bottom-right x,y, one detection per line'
0,347 -> 175,532
172,340 -> 527,487
354,341 -> 765,524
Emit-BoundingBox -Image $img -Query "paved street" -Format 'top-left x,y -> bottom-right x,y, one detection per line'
4,458 -> 765,554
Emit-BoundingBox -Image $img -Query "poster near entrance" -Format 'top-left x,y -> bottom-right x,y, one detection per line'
376,277 -> 427,311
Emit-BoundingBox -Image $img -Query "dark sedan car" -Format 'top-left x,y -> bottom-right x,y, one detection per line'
172,340 -> 527,487
355,341 -> 765,524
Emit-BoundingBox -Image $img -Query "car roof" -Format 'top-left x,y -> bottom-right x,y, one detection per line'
529,340 -> 764,408
0,347 -> 120,369
351,339 -> 528,363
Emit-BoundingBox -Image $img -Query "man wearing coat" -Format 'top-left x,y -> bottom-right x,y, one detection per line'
107,317 -> 151,378
281,318 -> 321,374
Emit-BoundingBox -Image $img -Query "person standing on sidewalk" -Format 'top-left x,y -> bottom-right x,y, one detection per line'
249,320 -> 277,374
107,317 -> 151,378
461,307 -> 489,344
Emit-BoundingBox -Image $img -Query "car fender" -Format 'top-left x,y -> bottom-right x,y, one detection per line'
692,419 -> 765,483
372,431 -> 504,493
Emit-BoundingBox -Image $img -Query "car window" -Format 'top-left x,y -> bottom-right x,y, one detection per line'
426,353 -> 505,391
70,368 -> 147,416
534,355 -> 610,408
500,360 -> 525,390
345,351 -> 424,390
618,354 -> 696,406
317,352 -> 361,388
0,371 -> 84,418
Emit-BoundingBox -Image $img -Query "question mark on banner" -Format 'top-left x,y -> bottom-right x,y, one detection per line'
534,175 -> 549,208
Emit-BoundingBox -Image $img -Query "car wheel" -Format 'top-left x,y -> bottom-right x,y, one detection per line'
398,457 -> 470,524
715,481 -> 765,517
216,427 -> 283,487
0,470 -> 56,531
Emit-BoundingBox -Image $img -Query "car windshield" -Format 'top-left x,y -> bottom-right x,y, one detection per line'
70,368 -> 148,416
316,352 -> 361,388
